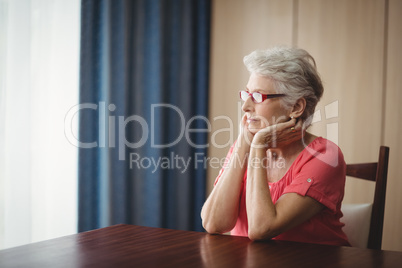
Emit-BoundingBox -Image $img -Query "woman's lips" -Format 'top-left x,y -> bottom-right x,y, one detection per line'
247,118 -> 259,124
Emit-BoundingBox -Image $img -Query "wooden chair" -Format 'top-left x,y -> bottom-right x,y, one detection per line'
341,146 -> 390,250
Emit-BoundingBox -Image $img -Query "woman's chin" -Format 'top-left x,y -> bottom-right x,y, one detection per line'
247,127 -> 262,135
248,122 -> 267,133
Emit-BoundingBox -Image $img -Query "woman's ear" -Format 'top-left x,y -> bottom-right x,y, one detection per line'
289,98 -> 306,119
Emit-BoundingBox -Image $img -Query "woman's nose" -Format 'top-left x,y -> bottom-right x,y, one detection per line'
242,97 -> 254,112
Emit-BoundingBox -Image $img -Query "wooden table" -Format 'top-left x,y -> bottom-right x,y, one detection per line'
1,224 -> 401,267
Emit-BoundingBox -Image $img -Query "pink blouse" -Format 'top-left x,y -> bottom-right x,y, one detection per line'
214,137 -> 350,246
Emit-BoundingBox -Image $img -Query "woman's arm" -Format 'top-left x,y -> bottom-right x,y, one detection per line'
200,115 -> 253,234
246,127 -> 324,240
200,141 -> 248,234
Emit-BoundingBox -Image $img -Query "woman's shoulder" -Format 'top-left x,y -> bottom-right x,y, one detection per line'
299,136 -> 345,168
305,136 -> 342,153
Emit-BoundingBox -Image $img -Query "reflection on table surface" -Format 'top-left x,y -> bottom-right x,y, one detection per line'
1,224 -> 402,267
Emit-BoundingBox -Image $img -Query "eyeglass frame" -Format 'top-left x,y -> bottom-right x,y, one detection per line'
239,90 -> 286,103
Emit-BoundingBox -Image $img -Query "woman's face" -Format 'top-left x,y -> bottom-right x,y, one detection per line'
242,73 -> 290,134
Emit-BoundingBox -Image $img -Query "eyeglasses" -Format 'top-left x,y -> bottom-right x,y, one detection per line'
239,90 -> 286,103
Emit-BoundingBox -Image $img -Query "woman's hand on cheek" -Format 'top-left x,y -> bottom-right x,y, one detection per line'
252,118 -> 301,149
237,114 -> 255,149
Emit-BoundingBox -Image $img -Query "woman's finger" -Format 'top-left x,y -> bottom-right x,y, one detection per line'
275,118 -> 296,132
292,118 -> 305,131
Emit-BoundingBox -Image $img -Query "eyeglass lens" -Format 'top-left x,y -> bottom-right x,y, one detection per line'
240,91 -> 263,103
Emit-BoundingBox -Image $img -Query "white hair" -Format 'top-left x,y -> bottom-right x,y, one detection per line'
243,47 -> 323,126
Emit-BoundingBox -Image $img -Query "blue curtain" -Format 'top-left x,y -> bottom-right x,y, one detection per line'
78,0 -> 210,232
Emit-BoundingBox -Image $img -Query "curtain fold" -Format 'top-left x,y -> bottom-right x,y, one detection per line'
78,0 -> 210,232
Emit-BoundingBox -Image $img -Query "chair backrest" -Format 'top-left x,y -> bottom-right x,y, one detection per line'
341,203 -> 372,248
343,146 -> 390,250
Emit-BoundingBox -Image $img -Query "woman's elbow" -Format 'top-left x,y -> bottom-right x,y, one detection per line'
202,222 -> 221,234
248,226 -> 276,241
201,209 -> 216,233
248,230 -> 265,241
202,219 -> 232,234
201,211 -> 218,234
201,214 -> 235,234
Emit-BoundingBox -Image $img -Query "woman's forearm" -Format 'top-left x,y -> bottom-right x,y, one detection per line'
201,142 -> 249,234
246,147 -> 277,240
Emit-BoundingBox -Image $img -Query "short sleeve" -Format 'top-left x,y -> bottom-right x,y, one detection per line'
283,139 -> 346,213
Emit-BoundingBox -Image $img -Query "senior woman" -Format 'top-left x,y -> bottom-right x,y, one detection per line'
201,47 -> 350,246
